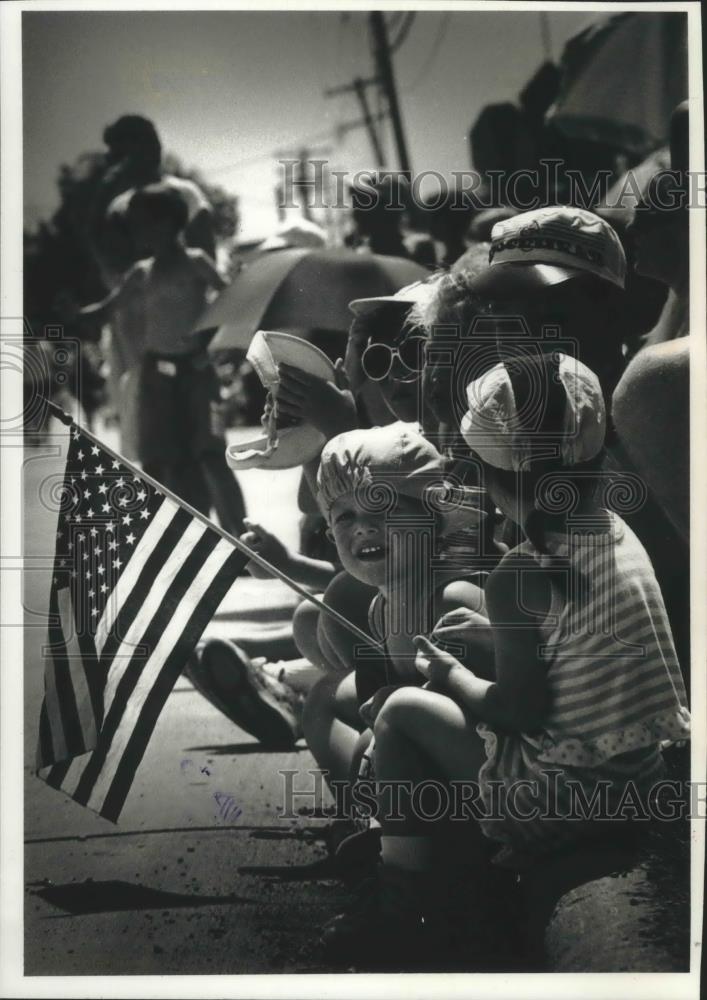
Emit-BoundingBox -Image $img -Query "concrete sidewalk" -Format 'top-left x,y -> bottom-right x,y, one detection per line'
23,420 -> 347,975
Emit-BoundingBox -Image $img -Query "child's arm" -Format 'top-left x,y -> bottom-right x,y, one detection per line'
416,553 -> 553,732
78,286 -> 122,324
188,252 -> 228,357
191,249 -> 228,292
240,519 -> 337,590
78,264 -> 143,324
431,579 -> 495,679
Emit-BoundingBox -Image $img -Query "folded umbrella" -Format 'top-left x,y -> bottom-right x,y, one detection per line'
193,247 -> 427,351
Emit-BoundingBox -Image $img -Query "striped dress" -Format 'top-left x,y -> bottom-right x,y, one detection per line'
476,511 -> 690,868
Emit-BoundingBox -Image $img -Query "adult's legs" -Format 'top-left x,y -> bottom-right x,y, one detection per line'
199,450 -> 247,536
143,459 -> 211,516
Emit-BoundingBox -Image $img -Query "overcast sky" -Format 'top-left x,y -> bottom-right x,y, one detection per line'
23,8 -> 601,241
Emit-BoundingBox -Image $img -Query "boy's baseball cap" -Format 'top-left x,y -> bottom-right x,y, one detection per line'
460,352 -> 606,471
470,206 -> 627,298
348,278 -> 440,317
317,422 -> 486,531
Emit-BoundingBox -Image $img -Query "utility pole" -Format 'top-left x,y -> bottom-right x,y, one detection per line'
325,77 -> 385,168
369,11 -> 412,175
294,147 -> 312,221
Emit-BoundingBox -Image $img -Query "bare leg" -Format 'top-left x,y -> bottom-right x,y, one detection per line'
318,572 -> 379,672
374,687 -> 488,854
293,599 -> 338,673
302,670 -> 363,787
261,658 -> 323,696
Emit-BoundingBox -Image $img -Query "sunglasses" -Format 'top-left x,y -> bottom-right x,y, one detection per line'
361,336 -> 427,382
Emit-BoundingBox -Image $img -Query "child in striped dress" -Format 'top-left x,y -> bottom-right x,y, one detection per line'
321,351 -> 690,963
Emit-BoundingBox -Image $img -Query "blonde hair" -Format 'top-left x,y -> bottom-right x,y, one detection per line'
405,242 -> 490,337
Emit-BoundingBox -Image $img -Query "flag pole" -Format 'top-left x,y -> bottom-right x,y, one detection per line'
43,399 -> 385,653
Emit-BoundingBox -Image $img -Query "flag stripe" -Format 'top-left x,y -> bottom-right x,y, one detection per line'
100,547 -> 248,821
94,497 -> 180,655
43,587 -> 81,760
73,594 -> 107,728
101,515 -> 208,712
86,537 -> 235,814
59,586 -> 99,749
43,758 -> 73,790
50,751 -> 94,800
99,505 -> 194,668
37,701 -> 55,770
72,529 -> 223,807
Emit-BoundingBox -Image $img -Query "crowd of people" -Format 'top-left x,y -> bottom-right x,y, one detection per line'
191,105 -> 689,968
36,99 -> 691,969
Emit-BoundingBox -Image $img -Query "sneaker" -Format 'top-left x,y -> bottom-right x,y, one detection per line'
321,864 -> 432,968
333,826 -> 382,875
186,638 -> 302,749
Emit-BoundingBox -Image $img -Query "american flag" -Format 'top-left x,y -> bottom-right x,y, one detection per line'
36,421 -> 249,822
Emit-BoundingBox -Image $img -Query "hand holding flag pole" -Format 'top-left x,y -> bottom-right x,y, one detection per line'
43,398 -> 383,653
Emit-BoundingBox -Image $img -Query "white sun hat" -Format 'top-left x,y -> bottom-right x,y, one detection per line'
225,330 -> 335,471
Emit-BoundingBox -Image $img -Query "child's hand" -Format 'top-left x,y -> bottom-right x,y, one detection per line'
430,608 -> 495,681
239,519 -> 293,579
414,635 -> 467,689
276,361 -> 357,439
359,685 -> 399,727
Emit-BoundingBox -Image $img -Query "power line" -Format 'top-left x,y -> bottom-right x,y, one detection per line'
202,111 -> 390,179
389,11 -> 416,53
404,12 -> 452,94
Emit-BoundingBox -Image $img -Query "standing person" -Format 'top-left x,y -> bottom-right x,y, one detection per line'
347,177 -> 411,260
80,184 -> 246,534
89,115 -> 216,453
321,352 -> 690,966
93,114 -> 215,280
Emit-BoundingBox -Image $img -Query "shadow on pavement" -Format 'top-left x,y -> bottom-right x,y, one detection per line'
238,857 -> 337,882
28,879 -> 256,914
182,742 -> 306,755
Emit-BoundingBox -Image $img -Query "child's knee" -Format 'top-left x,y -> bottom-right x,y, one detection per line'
319,572 -> 376,667
293,600 -> 323,663
375,686 -> 430,734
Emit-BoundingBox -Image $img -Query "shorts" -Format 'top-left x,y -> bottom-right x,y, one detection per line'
136,352 -> 225,466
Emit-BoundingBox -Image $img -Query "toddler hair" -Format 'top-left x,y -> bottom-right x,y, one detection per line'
128,183 -> 189,234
